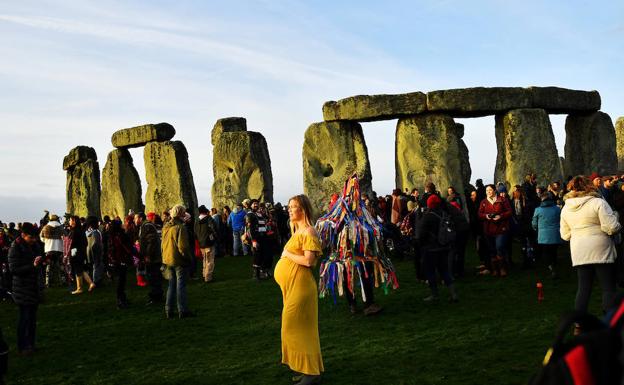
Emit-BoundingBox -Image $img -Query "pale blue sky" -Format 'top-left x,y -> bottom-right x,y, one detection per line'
0,0 -> 622,222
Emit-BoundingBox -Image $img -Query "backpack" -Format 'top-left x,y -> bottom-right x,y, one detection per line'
530,296 -> 624,385
431,210 -> 456,247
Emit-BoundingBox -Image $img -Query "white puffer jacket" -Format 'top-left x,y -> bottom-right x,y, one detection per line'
560,191 -> 621,266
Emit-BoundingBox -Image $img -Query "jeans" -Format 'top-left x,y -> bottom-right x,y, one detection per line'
146,263 -> 163,301
92,252 -> 105,286
423,248 -> 453,294
201,247 -> 215,281
575,263 -> 617,313
17,304 -> 38,352
165,266 -> 188,313
113,265 -> 127,304
232,229 -> 247,256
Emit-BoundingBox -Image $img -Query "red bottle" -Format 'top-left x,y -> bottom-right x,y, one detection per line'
536,281 -> 544,303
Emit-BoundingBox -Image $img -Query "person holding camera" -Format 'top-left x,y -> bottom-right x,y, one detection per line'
478,184 -> 513,277
8,222 -> 43,355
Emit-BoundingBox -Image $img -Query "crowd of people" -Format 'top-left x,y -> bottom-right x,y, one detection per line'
1,171 -> 624,384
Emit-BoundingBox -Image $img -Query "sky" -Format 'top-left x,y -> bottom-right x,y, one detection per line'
0,0 -> 622,223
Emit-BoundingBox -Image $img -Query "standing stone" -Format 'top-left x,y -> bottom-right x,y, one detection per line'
111,123 -> 176,149
100,149 -> 144,218
560,157 -> 567,179
212,131 -> 274,210
396,114 -> 464,195
303,121 -> 372,212
454,123 -> 472,193
65,146 -> 100,218
564,112 -> 617,176
144,141 -> 198,219
616,117 -> 624,171
494,109 -> 562,188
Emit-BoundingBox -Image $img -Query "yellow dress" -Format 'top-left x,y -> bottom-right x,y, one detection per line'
274,230 -> 324,375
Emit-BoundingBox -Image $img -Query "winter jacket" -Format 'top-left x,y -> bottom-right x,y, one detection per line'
39,221 -> 64,253
139,221 -> 161,264
415,208 -> 449,252
162,218 -> 193,267
531,200 -> 562,245
478,197 -> 512,236
8,237 -> 41,305
195,215 -> 217,248
107,231 -> 133,266
86,228 -> 103,264
68,226 -> 87,264
560,191 -> 621,266
228,209 -> 247,232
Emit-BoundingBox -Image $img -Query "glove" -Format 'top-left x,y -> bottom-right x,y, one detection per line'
70,248 -> 77,257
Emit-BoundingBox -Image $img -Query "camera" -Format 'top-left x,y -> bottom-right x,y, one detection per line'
487,213 -> 495,219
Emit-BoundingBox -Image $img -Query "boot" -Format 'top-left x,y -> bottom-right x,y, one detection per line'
82,272 -> 96,292
498,256 -> 507,277
71,276 -> 84,294
423,287 -> 439,303
448,284 -> 459,303
252,265 -> 261,281
490,258 -> 499,277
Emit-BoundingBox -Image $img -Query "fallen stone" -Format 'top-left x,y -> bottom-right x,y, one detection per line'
564,112 -> 617,176
112,123 -> 175,149
303,121 -> 372,212
63,146 -> 97,171
100,149 -> 144,218
494,109 -> 562,188
616,117 -> 624,171
427,87 -> 532,118
396,114 -> 464,195
211,117 -> 247,145
529,87 -> 601,114
144,141 -> 198,219
322,92 -> 427,122
212,131 -> 273,210
66,158 -> 101,218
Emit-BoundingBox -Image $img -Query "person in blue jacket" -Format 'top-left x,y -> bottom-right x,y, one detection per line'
228,203 -> 248,257
532,192 -> 563,278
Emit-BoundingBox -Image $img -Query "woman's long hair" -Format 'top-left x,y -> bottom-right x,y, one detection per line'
567,175 -> 597,193
288,194 -> 315,236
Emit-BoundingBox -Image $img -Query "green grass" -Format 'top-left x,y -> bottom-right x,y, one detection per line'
0,244 -> 607,385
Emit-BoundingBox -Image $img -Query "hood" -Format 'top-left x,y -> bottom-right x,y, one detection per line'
540,200 -> 555,208
163,218 -> 182,230
198,215 -> 211,224
563,194 -> 600,212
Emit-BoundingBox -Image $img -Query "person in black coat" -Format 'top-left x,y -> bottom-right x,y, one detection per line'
415,195 -> 458,303
68,216 -> 95,294
8,222 -> 43,354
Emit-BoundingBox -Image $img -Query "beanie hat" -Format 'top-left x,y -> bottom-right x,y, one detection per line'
21,222 -> 37,237
589,172 -> 601,181
426,194 -> 442,209
496,183 -> 508,194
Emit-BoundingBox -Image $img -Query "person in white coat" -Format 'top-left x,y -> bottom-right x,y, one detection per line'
39,214 -> 65,287
560,176 -> 622,314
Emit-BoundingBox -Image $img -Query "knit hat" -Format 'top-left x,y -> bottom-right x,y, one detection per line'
426,194 -> 442,209
146,212 -> 156,221
21,222 -> 37,236
496,183 -> 508,194
589,172 -> 601,181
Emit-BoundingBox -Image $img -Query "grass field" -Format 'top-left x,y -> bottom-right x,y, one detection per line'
0,243 -> 606,385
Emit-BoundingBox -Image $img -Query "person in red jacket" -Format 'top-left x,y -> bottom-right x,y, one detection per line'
478,184 -> 513,277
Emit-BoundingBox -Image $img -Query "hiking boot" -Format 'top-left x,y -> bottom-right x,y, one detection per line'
363,303 -> 383,316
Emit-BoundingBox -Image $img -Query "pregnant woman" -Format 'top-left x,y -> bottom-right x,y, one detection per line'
274,194 -> 323,385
